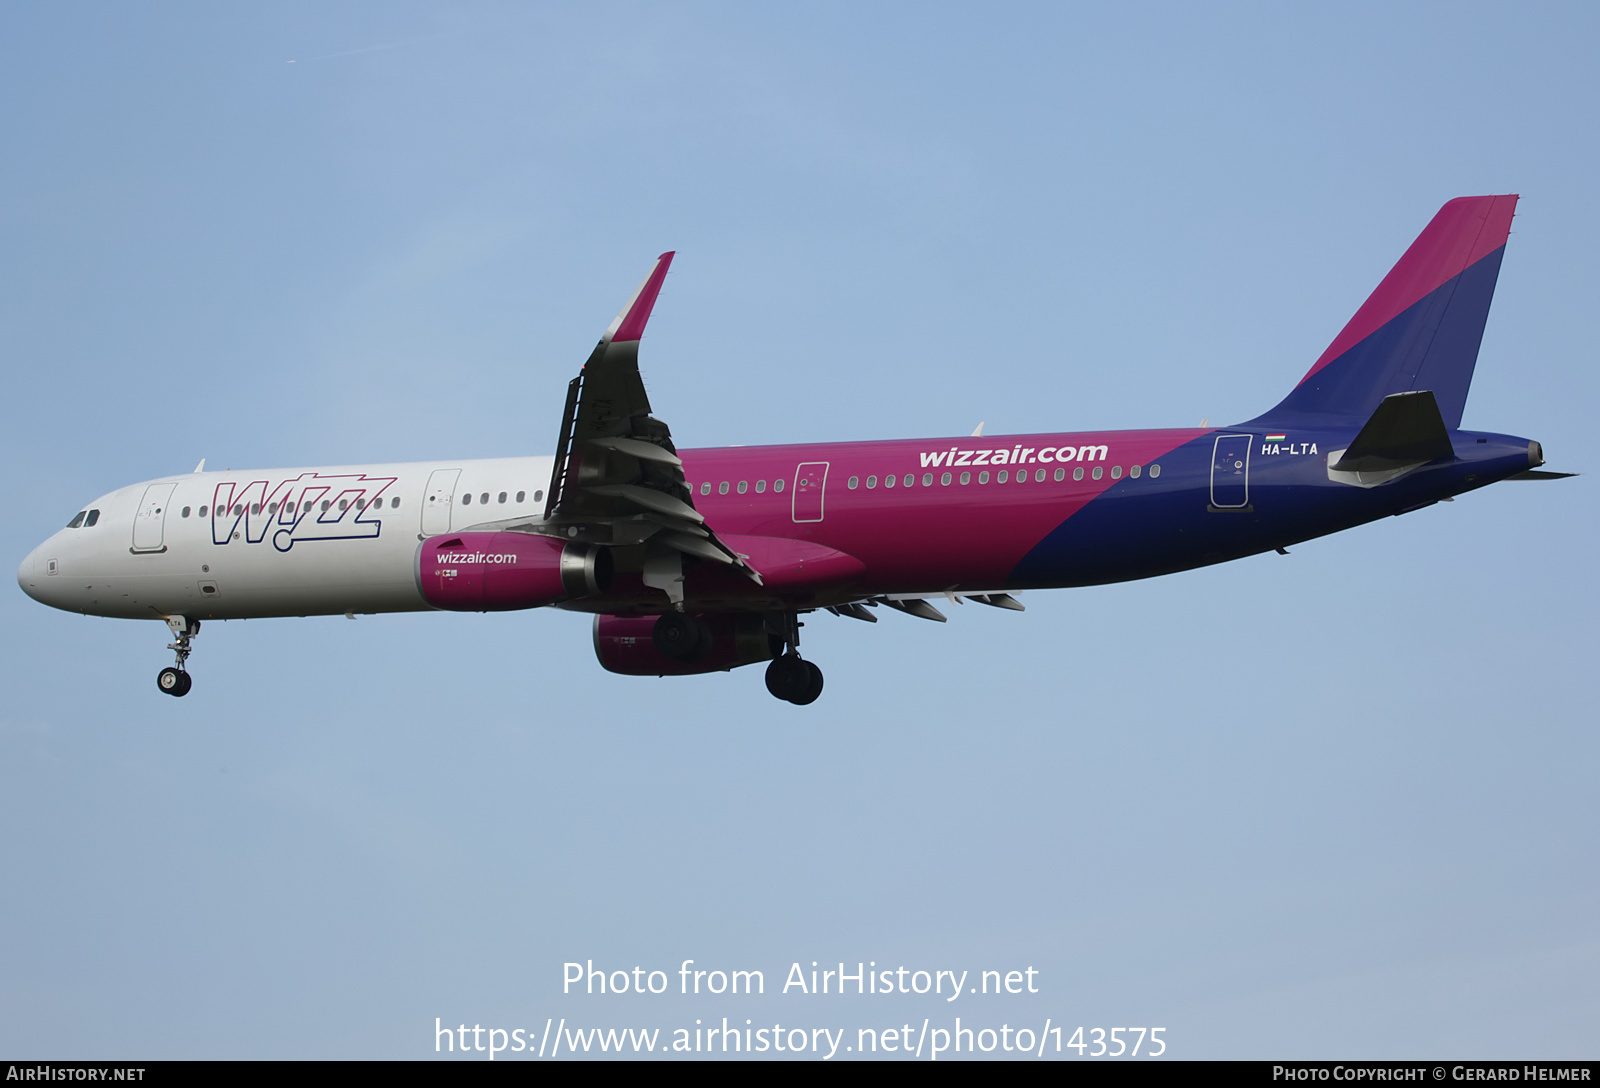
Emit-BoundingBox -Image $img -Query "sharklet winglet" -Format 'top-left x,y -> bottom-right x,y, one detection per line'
602,251 -> 675,345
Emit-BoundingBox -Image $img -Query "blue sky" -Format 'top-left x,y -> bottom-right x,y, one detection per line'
2,2 -> 1595,1059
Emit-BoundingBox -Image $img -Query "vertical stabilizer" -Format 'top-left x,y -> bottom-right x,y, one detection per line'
1249,195 -> 1517,429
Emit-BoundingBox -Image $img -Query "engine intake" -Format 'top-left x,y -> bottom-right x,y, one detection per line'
417,532 -> 611,611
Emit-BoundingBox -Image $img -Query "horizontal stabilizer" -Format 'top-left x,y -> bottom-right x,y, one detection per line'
1331,390 -> 1454,473
1505,469 -> 1577,481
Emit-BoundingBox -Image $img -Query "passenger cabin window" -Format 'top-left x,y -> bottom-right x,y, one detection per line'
700,483 -> 711,495
737,481 -> 748,494
534,490 -> 544,503
498,492 -> 507,503
199,505 -> 208,517
516,491 -> 525,503
462,493 -> 472,505
392,497 -> 401,508
480,493 -> 489,504
1073,467 -> 1084,481
756,480 -> 767,494
67,511 -> 86,529
182,506 -> 192,518
848,476 -> 859,490
1150,464 -> 1162,478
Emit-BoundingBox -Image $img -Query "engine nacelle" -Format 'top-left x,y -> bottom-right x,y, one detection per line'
417,532 -> 611,611
593,613 -> 773,676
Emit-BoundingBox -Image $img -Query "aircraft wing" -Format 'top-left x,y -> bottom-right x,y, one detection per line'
540,253 -> 759,587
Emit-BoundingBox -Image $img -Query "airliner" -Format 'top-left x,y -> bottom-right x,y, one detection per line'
17,196 -> 1569,704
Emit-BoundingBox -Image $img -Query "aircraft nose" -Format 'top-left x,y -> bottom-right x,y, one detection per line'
17,547 -> 40,602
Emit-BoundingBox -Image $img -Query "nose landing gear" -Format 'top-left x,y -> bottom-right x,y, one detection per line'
157,616 -> 199,697
763,611 -> 824,705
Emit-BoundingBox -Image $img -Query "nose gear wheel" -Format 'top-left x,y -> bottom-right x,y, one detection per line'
158,616 -> 199,698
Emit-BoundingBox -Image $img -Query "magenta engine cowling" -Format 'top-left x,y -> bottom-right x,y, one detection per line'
417,532 -> 611,611
593,613 -> 773,676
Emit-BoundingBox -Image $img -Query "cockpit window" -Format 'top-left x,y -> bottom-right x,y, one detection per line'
67,511 -> 86,529
84,509 -> 100,527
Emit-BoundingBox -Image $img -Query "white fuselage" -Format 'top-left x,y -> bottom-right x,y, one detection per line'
18,456 -> 556,621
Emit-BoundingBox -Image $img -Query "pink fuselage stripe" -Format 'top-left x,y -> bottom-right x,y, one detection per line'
1297,195 -> 1516,386
679,428 -> 1206,591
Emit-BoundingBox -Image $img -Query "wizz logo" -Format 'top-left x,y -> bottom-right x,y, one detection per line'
211,473 -> 399,552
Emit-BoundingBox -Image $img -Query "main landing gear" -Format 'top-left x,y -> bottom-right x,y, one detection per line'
648,608 -> 826,704
763,611 -> 823,706
157,615 -> 199,697
765,654 -> 823,705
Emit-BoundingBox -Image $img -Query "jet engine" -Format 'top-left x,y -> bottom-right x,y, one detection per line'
417,532 -> 611,611
592,613 -> 773,676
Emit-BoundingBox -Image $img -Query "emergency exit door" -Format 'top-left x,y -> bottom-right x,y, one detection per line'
421,469 -> 461,536
792,462 -> 829,523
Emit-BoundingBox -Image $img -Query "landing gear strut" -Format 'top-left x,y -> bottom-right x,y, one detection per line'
763,611 -> 824,705
158,616 -> 198,697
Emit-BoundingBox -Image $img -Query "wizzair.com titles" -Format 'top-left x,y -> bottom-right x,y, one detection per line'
918,444 -> 1108,469
437,552 -> 519,565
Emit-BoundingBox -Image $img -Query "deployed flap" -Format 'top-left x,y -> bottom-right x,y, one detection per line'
1331,390 -> 1455,473
541,253 -> 758,581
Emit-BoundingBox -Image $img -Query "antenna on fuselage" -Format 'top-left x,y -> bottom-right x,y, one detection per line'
193,458 -> 206,473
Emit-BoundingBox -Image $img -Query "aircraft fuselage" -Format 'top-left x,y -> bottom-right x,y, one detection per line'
18,425 -> 1538,623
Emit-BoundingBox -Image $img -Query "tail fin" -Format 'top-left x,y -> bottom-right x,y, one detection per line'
1248,195 -> 1518,430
